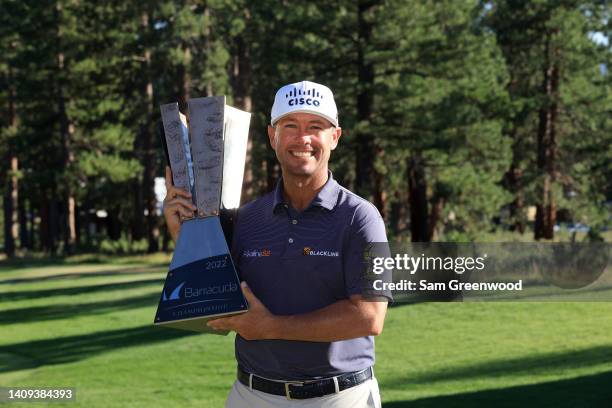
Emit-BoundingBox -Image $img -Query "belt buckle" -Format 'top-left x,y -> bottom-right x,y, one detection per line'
284,381 -> 303,400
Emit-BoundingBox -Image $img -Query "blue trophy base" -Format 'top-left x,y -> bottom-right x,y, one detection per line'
154,216 -> 248,334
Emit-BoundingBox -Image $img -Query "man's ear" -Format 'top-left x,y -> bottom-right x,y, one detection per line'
330,127 -> 342,150
267,125 -> 276,150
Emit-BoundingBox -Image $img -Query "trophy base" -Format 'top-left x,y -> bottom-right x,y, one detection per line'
155,311 -> 245,335
154,217 -> 248,334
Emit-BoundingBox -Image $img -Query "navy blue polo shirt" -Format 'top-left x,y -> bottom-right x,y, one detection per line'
230,172 -> 389,380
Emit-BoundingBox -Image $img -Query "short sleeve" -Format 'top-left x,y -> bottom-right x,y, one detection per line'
343,203 -> 393,301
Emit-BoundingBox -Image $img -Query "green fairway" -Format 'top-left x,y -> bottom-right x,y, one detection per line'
1,255 -> 611,407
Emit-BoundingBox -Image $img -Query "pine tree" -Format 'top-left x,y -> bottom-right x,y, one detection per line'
0,0 -> 21,256
487,0 -> 611,240
372,0 -> 511,241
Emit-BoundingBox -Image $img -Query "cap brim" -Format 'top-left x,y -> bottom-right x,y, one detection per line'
271,109 -> 338,127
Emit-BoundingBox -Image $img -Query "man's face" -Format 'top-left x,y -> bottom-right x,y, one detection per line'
267,112 -> 342,179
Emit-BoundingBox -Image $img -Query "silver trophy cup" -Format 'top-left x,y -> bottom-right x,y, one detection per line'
154,96 -> 250,334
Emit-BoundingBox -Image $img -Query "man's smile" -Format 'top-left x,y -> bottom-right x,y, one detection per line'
289,150 -> 315,158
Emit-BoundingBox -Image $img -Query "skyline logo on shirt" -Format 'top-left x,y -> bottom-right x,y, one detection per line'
303,247 -> 339,257
243,248 -> 271,257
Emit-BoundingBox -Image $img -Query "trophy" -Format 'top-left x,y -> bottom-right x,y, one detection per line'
154,96 -> 250,334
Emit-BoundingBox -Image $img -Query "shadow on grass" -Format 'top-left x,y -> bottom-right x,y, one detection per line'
0,325 -> 200,373
383,346 -> 612,389
382,370 -> 612,407
0,278 -> 164,302
0,292 -> 162,324
0,255 -> 102,271
0,266 -> 164,285
0,253 -> 170,272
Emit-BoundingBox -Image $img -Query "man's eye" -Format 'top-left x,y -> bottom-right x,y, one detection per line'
284,124 -> 297,129
310,126 -> 322,131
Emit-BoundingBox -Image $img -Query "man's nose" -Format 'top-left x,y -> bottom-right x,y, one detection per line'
296,128 -> 312,141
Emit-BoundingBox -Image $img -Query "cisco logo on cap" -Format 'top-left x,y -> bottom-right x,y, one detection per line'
286,87 -> 322,107
271,80 -> 338,127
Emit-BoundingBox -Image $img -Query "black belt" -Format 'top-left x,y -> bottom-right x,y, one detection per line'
237,366 -> 373,400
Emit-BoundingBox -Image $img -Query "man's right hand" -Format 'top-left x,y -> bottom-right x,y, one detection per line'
163,166 -> 196,242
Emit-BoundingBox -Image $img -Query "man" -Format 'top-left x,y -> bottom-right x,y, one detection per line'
163,81 -> 390,407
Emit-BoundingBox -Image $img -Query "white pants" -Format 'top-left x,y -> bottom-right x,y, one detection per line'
225,377 -> 382,408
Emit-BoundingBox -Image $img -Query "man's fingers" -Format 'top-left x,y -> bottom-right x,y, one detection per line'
165,186 -> 192,201
178,206 -> 196,219
240,282 -> 255,302
165,166 -> 173,190
240,282 -> 260,308
207,317 -> 233,330
175,197 -> 196,211
163,203 -> 195,221
166,187 -> 191,200
164,197 -> 196,211
164,199 -> 196,216
164,168 -> 192,201
175,188 -> 192,199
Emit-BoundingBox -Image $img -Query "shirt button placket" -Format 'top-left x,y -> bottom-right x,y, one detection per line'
288,216 -> 297,248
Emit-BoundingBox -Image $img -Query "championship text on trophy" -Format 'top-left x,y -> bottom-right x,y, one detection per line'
154,96 -> 250,334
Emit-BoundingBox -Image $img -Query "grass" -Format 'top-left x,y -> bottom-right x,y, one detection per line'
0,254 -> 611,407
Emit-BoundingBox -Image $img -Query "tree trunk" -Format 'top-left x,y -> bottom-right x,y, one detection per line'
504,71 -> 526,234
50,198 -> 60,255
131,180 -> 145,240
390,190 -> 406,235
40,199 -> 51,252
28,204 -> 35,250
141,10 -> 159,253
3,157 -> 19,257
84,205 -> 93,248
355,1 -> 385,218
355,1 -> 374,196
40,194 -> 59,255
106,205 -> 122,240
355,0 -> 374,199
55,1 -> 77,254
428,196 -> 444,241
64,193 -> 77,253
3,64 -> 18,257
58,118 -> 77,255
408,154 -> 430,242
74,201 -> 81,246
18,195 -> 29,249
371,145 -> 387,217
230,24 -> 254,203
534,34 -> 558,240
505,159 -> 525,234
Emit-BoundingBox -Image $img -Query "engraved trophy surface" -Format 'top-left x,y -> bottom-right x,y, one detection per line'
154,97 -> 250,334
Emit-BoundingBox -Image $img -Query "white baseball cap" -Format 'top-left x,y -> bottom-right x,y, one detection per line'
270,81 -> 338,127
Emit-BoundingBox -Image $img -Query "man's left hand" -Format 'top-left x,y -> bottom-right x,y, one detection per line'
207,281 -> 277,340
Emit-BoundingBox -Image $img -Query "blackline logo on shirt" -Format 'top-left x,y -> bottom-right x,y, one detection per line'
303,247 -> 339,257
243,248 -> 271,257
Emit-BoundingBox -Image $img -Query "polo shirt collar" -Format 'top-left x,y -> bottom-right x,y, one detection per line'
272,171 -> 340,213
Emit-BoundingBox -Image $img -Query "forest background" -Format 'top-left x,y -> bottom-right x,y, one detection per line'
1,0 -> 610,257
